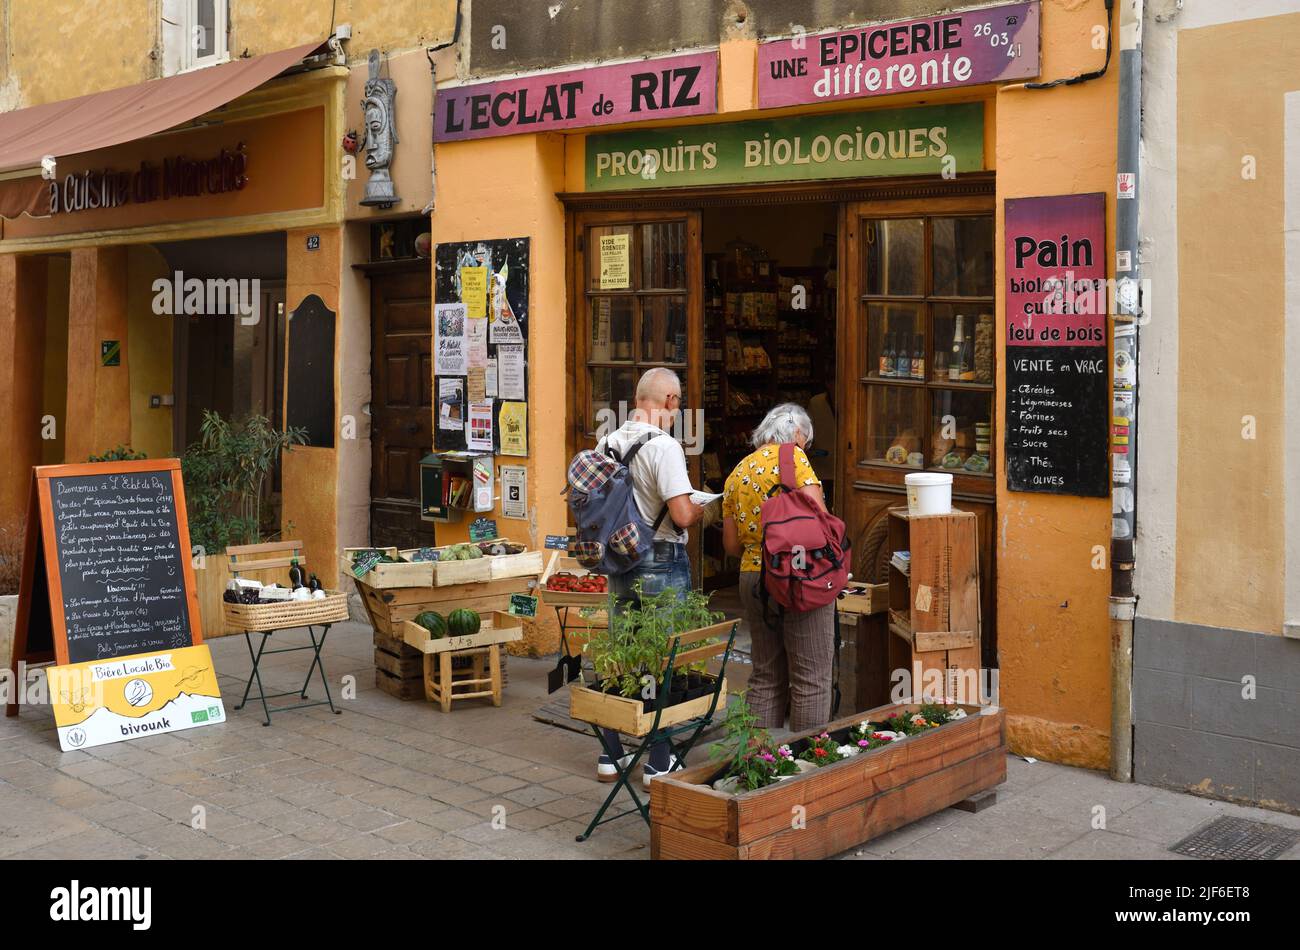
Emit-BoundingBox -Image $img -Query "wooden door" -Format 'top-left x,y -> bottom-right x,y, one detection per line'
569,210 -> 704,578
370,267 -> 436,549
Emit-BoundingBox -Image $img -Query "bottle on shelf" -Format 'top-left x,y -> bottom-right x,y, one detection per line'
879,332 -> 894,378
949,315 -> 967,382
911,334 -> 924,380
895,331 -> 911,378
708,258 -> 723,308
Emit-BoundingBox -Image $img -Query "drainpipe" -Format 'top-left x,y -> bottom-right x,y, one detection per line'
1109,0 -> 1145,783
423,0 -> 465,215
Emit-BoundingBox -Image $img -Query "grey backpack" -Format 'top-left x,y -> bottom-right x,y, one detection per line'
564,433 -> 672,576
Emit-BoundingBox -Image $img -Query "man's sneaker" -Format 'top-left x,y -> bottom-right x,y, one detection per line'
596,753 -> 634,783
642,755 -> 679,788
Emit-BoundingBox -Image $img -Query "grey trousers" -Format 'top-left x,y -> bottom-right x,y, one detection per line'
739,572 -> 835,732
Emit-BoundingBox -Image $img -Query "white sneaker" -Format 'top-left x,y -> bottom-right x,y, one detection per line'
642,755 -> 679,788
596,753 -> 634,783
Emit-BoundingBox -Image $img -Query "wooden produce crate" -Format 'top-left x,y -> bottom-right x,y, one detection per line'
539,550 -> 611,608
340,546 -> 435,589
650,702 -> 1006,860
488,547 -> 545,581
399,610 -> 525,655
354,575 -> 533,638
372,628 -> 427,700
429,553 -> 493,587
223,591 -> 350,632
836,583 -> 888,617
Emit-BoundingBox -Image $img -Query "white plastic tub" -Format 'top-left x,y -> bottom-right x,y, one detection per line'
905,472 -> 953,516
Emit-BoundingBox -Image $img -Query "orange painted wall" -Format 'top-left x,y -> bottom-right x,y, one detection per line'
282,225 -> 342,588
0,255 -> 47,527
65,246 -> 131,462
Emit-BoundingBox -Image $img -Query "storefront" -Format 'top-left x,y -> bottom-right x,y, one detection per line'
429,0 -> 1121,769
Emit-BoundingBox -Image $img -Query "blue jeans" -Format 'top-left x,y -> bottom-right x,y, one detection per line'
602,541 -> 690,770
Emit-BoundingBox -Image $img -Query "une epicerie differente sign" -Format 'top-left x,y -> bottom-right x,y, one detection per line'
759,2 -> 1040,109
585,103 -> 983,191
1004,193 -> 1109,497
435,51 -> 717,142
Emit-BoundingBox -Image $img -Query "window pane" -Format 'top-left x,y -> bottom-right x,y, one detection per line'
641,222 -> 686,289
590,367 -> 636,432
588,225 -> 637,292
641,295 -> 687,364
863,218 -> 923,296
932,305 -> 995,384
196,0 -> 218,57
932,216 -> 994,297
590,296 -> 634,362
929,390 -> 993,474
866,302 -> 924,381
862,385 -> 926,468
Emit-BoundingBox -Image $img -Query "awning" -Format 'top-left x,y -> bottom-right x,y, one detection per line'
0,40 -> 324,218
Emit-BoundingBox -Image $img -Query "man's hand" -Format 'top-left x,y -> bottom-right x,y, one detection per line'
666,494 -> 705,528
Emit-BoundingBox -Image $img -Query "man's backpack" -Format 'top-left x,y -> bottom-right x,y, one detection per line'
760,443 -> 850,612
564,433 -> 671,576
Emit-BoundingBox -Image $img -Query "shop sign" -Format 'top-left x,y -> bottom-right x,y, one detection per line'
758,2 -> 1040,109
585,103 -> 983,192
47,144 -> 248,215
434,51 -> 717,142
1004,193 -> 1109,497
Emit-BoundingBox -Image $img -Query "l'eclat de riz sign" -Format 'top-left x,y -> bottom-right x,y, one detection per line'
584,103 -> 983,191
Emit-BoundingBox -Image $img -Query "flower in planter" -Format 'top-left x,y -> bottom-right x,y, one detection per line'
799,732 -> 847,767
836,744 -> 858,757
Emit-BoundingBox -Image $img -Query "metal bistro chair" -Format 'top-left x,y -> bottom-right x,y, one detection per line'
576,618 -> 738,842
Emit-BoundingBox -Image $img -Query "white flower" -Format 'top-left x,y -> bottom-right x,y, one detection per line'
858,720 -> 874,733
949,707 -> 967,719
836,745 -> 858,757
777,744 -> 793,758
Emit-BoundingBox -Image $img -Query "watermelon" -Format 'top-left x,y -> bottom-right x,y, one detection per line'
447,608 -> 481,637
414,611 -> 447,639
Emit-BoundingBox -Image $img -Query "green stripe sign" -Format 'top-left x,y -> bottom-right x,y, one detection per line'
585,103 -> 983,191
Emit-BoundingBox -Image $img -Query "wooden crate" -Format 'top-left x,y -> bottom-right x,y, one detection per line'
375,668 -> 426,700
340,546 -> 435,589
399,611 -> 524,654
488,548 -> 545,581
354,575 -> 533,638
372,627 -> 506,699
538,550 -> 611,608
650,703 -> 1006,860
569,677 -> 728,737
836,583 -> 888,617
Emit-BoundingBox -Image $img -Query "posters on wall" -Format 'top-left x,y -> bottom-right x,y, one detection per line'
1003,192 -> 1109,496
434,303 -> 468,376
497,344 -> 527,400
499,401 -> 528,456
467,401 -> 494,451
599,234 -> 631,289
434,238 -> 530,460
501,465 -> 528,520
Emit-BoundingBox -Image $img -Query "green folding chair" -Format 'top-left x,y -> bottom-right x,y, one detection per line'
575,619 -> 737,842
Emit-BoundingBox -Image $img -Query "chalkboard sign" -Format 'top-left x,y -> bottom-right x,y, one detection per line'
9,459 -> 203,673
1004,193 -> 1109,497
285,293 -> 335,448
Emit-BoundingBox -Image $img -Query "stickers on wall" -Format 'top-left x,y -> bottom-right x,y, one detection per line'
497,344 -> 527,401
501,464 -> 528,520
460,266 -> 489,318
499,401 -> 528,456
599,234 -> 631,289
467,401 -> 494,451
438,378 -> 464,431
434,303 -> 468,376
489,265 -> 524,343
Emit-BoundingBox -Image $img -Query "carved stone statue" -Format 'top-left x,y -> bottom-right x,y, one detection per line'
360,49 -> 400,208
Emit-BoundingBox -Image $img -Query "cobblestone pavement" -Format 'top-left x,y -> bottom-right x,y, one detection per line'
2,620 -> 1298,860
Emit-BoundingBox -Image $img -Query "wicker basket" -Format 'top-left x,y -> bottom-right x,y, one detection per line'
222,590 -> 350,632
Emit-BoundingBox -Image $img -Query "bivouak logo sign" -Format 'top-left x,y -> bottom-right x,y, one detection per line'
758,2 -> 1040,109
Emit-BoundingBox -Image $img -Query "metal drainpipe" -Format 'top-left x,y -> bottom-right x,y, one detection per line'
1110,0 -> 1145,783
424,0 -> 466,215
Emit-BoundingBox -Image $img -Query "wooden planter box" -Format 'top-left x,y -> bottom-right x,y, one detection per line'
650,702 -> 1006,860
569,675 -> 727,737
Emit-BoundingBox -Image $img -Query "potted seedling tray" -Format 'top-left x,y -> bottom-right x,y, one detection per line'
539,550 -> 611,608
341,546 -> 435,589
223,590 -> 351,632
649,701 -> 1006,860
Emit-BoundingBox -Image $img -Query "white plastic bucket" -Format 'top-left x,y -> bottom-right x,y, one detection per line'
905,472 -> 953,516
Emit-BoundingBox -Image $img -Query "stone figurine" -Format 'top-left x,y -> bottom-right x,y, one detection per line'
360,49 -> 400,208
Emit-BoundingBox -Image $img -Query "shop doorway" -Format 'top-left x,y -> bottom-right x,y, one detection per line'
569,180 -> 999,673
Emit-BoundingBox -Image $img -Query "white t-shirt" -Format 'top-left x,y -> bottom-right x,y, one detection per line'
596,421 -> 693,543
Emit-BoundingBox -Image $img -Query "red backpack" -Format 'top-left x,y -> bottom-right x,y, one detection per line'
760,443 -> 850,612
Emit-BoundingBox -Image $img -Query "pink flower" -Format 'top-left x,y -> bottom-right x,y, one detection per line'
760,752 -> 775,762
857,739 -> 869,747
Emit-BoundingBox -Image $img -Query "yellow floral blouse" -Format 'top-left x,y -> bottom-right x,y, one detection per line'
723,444 -> 821,571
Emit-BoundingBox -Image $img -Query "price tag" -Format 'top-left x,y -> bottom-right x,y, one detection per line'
351,550 -> 385,578
469,518 -> 498,542
544,534 -> 572,550
508,593 -> 538,618
408,547 -> 440,562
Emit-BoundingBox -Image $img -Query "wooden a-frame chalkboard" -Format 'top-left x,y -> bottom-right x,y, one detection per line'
6,458 -> 204,717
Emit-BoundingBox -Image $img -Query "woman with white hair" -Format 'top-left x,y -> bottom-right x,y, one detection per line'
721,403 -> 834,731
